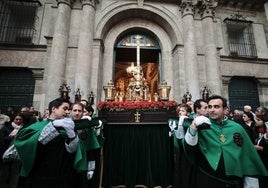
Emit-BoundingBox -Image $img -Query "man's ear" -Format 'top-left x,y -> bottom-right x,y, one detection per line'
51,106 -> 56,114
223,106 -> 229,114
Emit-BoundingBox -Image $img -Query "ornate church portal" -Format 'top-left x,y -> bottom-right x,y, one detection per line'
114,34 -> 161,101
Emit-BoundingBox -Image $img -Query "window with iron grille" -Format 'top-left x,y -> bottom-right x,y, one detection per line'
224,14 -> 257,58
0,0 -> 41,45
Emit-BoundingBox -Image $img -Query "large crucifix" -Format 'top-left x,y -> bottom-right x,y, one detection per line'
135,35 -> 142,67
125,35 -> 144,67
125,35 -> 150,101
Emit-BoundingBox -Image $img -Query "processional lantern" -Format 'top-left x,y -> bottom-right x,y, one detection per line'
103,80 -> 116,101
74,88 -> 81,103
59,81 -> 71,100
183,91 -> 192,103
158,80 -> 171,101
202,86 -> 210,101
88,91 -> 95,105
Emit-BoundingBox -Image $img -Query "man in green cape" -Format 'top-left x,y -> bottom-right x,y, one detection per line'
14,98 -> 87,188
70,102 -> 104,188
183,95 -> 268,188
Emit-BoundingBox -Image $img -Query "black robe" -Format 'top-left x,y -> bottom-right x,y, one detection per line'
23,135 -> 78,188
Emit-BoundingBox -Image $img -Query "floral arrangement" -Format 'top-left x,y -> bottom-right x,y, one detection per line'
97,100 -> 178,112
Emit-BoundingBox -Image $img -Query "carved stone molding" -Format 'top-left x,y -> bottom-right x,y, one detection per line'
31,68 -> 44,80
137,0 -> 144,7
80,0 -> 99,7
57,0 -> 74,6
197,0 -> 218,19
222,76 -> 232,85
44,36 -> 53,47
180,1 -> 196,17
258,78 -> 268,86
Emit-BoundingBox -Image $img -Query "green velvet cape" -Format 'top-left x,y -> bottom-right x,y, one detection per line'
14,119 -> 87,176
185,118 -> 268,177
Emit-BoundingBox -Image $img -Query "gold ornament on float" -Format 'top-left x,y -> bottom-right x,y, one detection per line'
103,80 -> 116,101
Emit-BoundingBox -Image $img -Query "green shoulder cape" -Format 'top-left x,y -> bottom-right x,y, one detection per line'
197,119 -> 268,177
14,119 -> 87,176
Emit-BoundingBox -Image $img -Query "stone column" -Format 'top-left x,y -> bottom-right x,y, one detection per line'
199,0 -> 222,95
90,39 -> 104,105
75,0 -> 98,99
180,1 -> 200,100
265,2 -> 268,22
45,0 -> 73,105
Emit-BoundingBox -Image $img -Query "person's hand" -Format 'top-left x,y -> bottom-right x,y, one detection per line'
87,171 -> 94,180
169,120 -> 176,130
53,118 -> 76,138
87,161 -> 95,179
95,120 -> 103,136
82,116 -> 92,121
194,116 -> 211,128
174,126 -> 185,139
254,145 -> 263,151
97,120 -> 103,128
179,115 -> 188,126
168,120 -> 177,137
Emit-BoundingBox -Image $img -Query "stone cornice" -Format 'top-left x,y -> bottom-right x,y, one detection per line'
218,0 -> 266,10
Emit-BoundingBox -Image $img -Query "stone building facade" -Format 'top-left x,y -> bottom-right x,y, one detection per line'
0,0 -> 268,113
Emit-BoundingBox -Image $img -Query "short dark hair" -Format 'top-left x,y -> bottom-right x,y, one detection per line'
194,99 -> 207,114
207,95 -> 228,108
256,115 -> 268,123
243,111 -> 254,121
48,98 -> 70,114
177,103 -> 192,114
85,105 -> 94,114
10,113 -> 24,122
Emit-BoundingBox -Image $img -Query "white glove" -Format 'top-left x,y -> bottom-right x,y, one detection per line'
95,120 -> 102,136
88,160 -> 95,170
87,161 -> 95,179
244,177 -> 259,188
87,171 -> 94,180
53,118 -> 76,138
174,126 -> 185,139
194,116 -> 211,127
169,120 -> 176,130
82,116 -> 92,121
178,115 -> 188,126
168,120 -> 177,137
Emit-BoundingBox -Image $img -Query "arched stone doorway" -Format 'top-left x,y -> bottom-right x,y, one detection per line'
96,5 -> 183,101
114,32 -> 161,100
